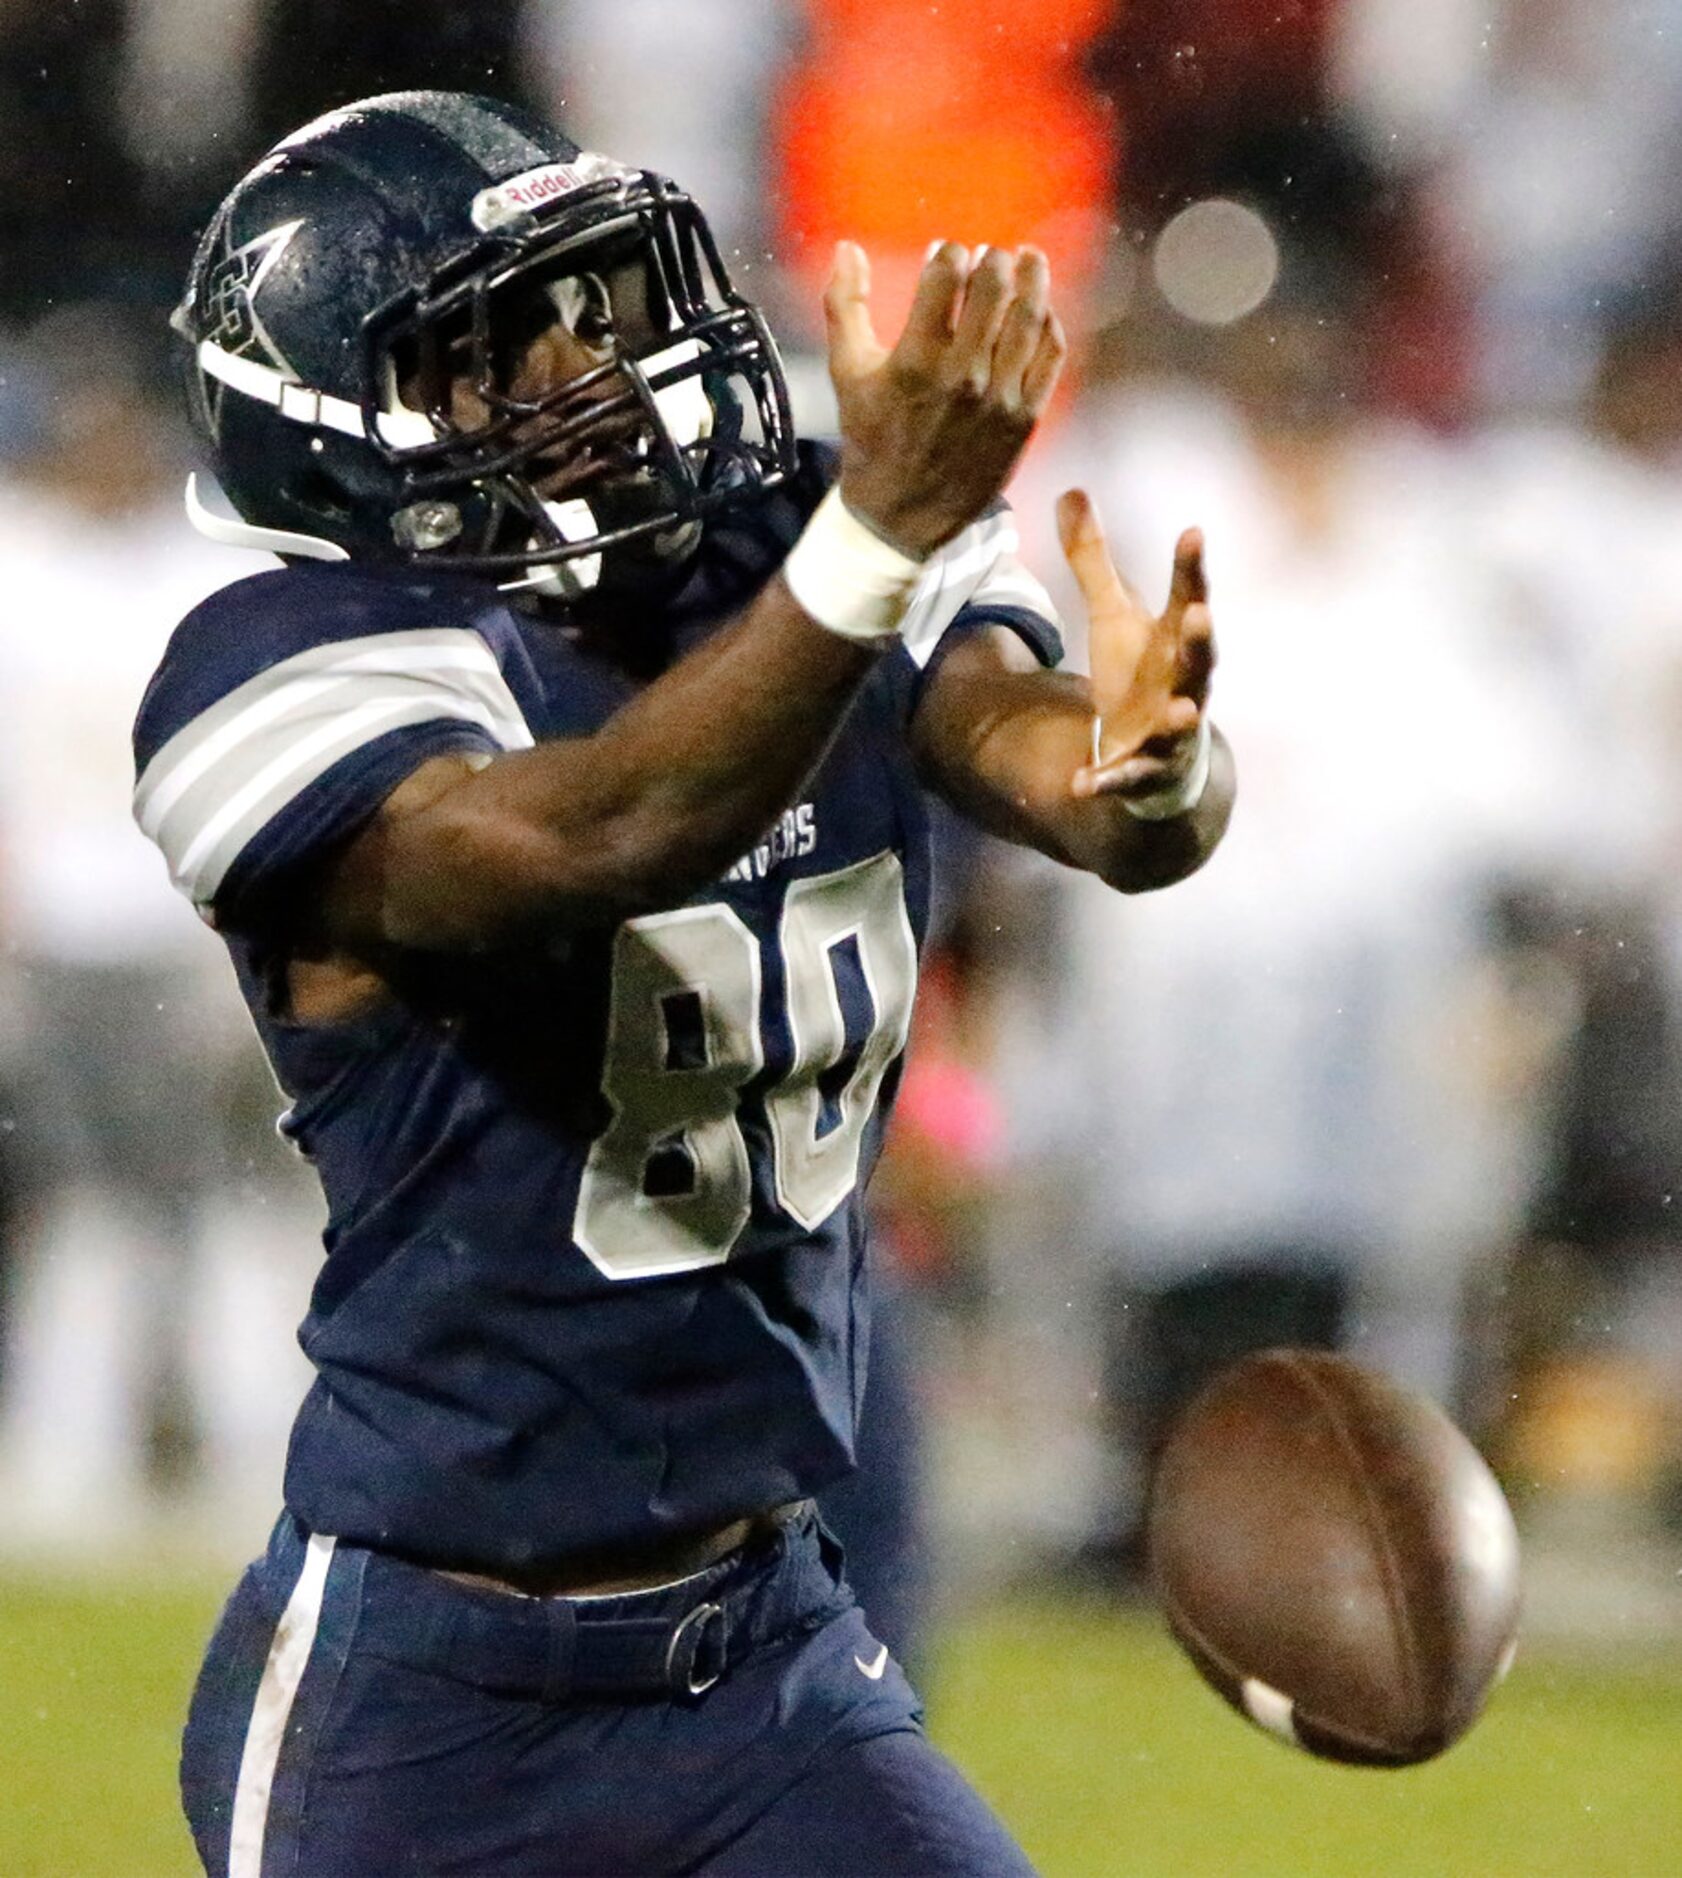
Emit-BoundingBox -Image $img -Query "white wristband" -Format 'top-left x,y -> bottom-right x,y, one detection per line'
782,487 -> 924,642
1097,715 -> 1214,821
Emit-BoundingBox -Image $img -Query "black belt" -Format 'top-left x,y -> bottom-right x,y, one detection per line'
353,1502 -> 845,1703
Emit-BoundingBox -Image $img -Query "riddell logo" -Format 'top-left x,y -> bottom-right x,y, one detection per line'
507,167 -> 586,208
471,154 -> 633,231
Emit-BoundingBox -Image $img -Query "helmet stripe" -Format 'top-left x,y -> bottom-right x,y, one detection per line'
377,90 -> 558,176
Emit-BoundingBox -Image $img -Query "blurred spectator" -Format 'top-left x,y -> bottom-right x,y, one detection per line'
1336,0 -> 1682,409
242,0 -> 537,161
1462,271 -> 1682,1523
0,0 -> 147,322
0,308 -> 313,1542
776,0 -> 1115,343
1468,270 -> 1682,889
121,0 -> 261,187
1005,221 -> 1580,1565
1089,0 -> 1339,220
523,1 -> 797,273
119,0 -> 267,319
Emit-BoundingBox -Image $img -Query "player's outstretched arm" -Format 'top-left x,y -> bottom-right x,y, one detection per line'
910,490 -> 1234,892
318,244 -> 1066,954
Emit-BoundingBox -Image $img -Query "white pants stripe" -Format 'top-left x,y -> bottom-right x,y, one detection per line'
228,1532 -> 337,1878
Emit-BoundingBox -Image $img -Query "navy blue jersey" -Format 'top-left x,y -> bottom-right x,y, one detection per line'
133,444 -> 1061,1570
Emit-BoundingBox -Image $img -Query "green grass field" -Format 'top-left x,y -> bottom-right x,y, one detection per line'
3,1572 -> 1678,1877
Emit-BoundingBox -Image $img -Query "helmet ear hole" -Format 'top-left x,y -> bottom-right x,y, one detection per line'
287,462 -> 356,524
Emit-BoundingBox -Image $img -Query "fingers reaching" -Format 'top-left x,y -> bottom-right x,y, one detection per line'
1059,497 -> 1217,800
1057,488 -> 1146,624
895,241 -> 970,372
1177,600 -> 1216,707
949,246 -> 1015,389
1058,489 -> 1153,731
1166,531 -> 1215,706
1022,309 -> 1066,415
1165,526 -> 1208,614
824,242 -> 886,384
1073,716 -> 1203,800
989,249 -> 1052,408
1056,489 -> 1125,603
892,243 -> 1064,413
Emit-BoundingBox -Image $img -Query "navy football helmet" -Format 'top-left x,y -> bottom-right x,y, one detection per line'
175,91 -> 795,596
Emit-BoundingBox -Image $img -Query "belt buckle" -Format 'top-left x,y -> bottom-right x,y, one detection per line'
664,1599 -> 726,1698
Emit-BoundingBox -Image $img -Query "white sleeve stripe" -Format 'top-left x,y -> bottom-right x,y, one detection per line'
168,692 -> 492,902
173,693 -> 448,886
134,630 -> 525,836
137,650 -> 525,837
900,519 -> 1013,645
898,511 -> 1060,670
173,695 -> 498,909
923,514 -> 1018,593
920,513 -> 1018,590
966,564 -> 1059,621
308,641 -> 512,677
135,625 -> 534,907
136,671 -> 357,836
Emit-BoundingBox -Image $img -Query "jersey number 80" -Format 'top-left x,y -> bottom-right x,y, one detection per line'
573,850 -> 918,1280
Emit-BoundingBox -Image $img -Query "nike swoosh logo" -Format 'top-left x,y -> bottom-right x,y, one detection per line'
854,1643 -> 890,1680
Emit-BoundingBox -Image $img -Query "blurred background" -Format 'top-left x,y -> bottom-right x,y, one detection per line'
3,2 -> 1682,1873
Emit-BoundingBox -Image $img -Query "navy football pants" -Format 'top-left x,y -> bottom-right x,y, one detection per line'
181,1508 -> 1036,1876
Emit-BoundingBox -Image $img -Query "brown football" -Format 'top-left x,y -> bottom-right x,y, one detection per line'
1146,1348 -> 1521,1766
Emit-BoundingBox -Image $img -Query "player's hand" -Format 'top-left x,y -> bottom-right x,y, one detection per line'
824,240 -> 1065,558
1057,490 -> 1215,802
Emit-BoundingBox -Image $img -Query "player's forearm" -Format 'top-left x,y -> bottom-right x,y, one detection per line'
1060,726 -> 1235,891
544,576 -> 879,897
914,649 -> 1234,891
969,711 -> 1233,890
373,578 -> 880,945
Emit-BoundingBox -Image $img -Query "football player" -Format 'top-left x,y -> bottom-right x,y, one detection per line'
140,91 -> 1233,1877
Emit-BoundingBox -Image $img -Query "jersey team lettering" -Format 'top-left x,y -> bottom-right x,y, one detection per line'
726,803 -> 817,883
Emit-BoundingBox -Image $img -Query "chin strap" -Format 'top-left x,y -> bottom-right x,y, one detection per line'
497,495 -> 604,598
185,473 -> 351,562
